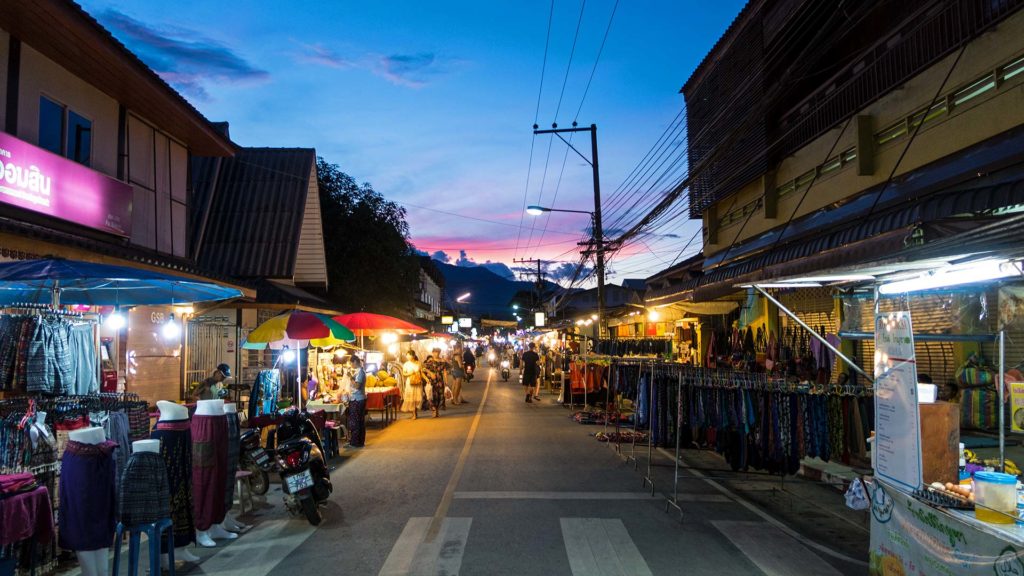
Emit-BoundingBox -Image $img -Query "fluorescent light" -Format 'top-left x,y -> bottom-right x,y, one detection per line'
789,275 -> 875,283
878,260 -> 1020,294
526,205 -> 549,216
456,292 -> 471,302
743,282 -> 822,289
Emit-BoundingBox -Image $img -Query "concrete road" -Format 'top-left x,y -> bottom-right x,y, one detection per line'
179,368 -> 868,576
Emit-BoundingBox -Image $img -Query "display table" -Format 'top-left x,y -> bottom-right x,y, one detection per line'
366,386 -> 401,427
867,478 -> 1024,574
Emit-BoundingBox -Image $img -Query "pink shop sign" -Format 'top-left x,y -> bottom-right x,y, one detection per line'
0,132 -> 132,236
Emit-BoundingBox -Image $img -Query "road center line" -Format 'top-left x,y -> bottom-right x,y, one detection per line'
453,490 -> 730,502
424,368 -> 493,542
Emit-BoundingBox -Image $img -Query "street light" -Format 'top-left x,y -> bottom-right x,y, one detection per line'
527,202 -> 607,356
456,292 -> 471,302
527,205 -> 593,216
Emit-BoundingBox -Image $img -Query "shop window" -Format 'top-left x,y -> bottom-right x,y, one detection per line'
38,97 -> 93,167
66,110 -> 92,167
38,96 -> 64,155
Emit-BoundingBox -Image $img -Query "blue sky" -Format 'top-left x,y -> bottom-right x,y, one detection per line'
82,0 -> 744,284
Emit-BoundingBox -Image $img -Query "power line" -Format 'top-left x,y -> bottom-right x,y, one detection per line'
515,0 -> 558,261
572,0 -> 619,123
553,0 -> 588,121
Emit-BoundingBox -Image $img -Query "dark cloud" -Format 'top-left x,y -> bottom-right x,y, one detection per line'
548,262 -> 593,283
431,250 -> 451,263
298,43 -> 355,68
455,249 -> 475,267
374,53 -> 439,87
96,9 -> 268,100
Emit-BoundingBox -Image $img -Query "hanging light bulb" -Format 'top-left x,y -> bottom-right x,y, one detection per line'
161,313 -> 180,340
282,347 -> 296,363
334,348 -> 348,359
105,309 -> 126,330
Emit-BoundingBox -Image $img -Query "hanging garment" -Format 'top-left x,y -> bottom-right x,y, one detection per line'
119,451 -> 171,526
68,324 -> 98,395
58,440 -> 117,551
223,411 -> 241,512
257,370 -> 281,416
191,414 -> 227,531
151,419 -> 195,550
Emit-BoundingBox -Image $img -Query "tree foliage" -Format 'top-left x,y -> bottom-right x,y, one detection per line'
317,158 -> 419,314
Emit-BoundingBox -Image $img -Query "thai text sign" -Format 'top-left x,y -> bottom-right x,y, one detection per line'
0,132 -> 132,236
869,479 -> 1024,575
874,311 -> 923,493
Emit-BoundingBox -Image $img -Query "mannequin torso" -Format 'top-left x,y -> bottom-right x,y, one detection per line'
195,399 -> 224,417
157,401 -> 189,421
132,439 -> 160,453
68,427 -> 105,445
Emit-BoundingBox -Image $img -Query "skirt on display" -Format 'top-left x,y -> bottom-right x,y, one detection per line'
224,412 -> 241,511
58,440 -> 117,551
191,414 -> 228,531
151,419 -> 196,549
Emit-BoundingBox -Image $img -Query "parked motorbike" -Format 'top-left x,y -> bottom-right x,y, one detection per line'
273,409 -> 333,525
465,363 -> 475,381
239,428 -> 272,495
500,359 -> 510,381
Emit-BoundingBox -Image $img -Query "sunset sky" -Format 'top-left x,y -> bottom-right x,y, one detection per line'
82,0 -> 744,284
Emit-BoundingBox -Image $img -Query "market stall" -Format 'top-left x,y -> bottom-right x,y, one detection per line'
739,227 -> 1024,574
0,258 -> 243,575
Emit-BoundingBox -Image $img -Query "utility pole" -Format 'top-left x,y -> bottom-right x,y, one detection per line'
513,258 -> 544,318
533,122 -> 605,353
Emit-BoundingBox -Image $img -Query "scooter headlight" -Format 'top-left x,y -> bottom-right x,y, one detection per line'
500,360 -> 510,368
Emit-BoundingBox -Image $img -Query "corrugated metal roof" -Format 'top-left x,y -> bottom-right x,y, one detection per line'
647,175 -> 1024,304
194,148 -> 316,279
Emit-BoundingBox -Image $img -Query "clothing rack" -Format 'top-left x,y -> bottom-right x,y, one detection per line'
1,302 -> 87,317
584,357 -> 874,521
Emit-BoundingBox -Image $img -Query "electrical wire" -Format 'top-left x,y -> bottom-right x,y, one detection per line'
515,0 -> 557,261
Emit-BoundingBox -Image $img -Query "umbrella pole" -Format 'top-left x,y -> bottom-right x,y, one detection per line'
297,345 -> 302,412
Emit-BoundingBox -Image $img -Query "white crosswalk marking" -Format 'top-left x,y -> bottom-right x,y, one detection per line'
379,517 -> 472,576
560,518 -> 654,576
712,520 -> 843,576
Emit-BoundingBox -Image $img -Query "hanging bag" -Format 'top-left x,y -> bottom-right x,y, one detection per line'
958,354 -> 998,430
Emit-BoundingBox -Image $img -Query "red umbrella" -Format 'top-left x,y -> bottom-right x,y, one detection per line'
332,312 -> 426,335
333,312 -> 426,349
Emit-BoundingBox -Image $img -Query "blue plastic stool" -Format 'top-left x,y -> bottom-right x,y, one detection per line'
112,518 -> 175,576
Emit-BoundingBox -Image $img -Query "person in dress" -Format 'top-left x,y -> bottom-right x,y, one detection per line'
400,351 -> 424,420
422,348 -> 449,418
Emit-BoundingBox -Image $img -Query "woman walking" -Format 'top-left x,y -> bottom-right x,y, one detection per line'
400,351 -> 424,420
422,348 -> 449,418
346,356 -> 367,447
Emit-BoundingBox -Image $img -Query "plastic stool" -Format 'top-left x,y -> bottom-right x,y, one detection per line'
235,470 -> 254,514
112,518 -> 174,576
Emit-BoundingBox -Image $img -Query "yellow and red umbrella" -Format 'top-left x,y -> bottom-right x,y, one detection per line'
243,311 -> 355,409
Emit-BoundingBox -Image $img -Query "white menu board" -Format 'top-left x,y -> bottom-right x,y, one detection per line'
873,311 -> 923,493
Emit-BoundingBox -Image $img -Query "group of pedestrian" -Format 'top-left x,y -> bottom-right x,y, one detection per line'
399,346 -> 471,419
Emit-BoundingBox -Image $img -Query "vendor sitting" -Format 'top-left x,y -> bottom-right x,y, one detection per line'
193,363 -> 231,401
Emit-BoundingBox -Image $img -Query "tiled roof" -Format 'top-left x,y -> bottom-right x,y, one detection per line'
193,148 -> 316,279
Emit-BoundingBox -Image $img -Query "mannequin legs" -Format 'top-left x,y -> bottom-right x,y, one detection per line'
162,546 -> 200,567
221,513 -> 249,532
76,549 -> 108,576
